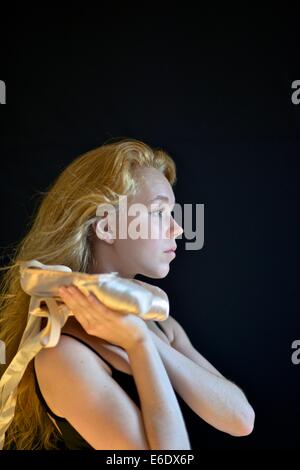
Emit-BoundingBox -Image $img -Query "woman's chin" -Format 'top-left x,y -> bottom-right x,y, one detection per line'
144,264 -> 170,279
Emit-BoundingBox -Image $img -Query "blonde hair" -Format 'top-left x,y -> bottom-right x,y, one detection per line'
0,138 -> 177,449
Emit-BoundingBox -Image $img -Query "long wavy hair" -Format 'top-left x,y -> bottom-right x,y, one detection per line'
0,138 -> 177,450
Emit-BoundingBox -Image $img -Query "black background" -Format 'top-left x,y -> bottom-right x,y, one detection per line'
0,8 -> 299,450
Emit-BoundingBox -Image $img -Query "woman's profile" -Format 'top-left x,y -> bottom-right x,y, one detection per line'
0,138 -> 255,450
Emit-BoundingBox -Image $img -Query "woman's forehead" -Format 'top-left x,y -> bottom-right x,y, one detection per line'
135,182 -> 174,207
133,168 -> 174,203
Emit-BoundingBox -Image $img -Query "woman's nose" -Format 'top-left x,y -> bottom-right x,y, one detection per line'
169,217 -> 183,239
174,220 -> 184,238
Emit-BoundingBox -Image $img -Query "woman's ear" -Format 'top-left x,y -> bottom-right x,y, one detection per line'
94,220 -> 114,244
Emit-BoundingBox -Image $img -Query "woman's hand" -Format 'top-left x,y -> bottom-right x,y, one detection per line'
58,285 -> 150,351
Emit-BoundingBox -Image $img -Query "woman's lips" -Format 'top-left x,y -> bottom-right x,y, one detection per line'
164,250 -> 176,257
164,247 -> 177,253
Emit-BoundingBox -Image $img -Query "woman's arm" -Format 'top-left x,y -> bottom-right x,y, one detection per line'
127,336 -> 191,450
37,285 -> 191,450
148,329 -> 255,437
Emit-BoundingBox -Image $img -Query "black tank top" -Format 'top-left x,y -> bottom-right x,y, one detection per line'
33,321 -> 168,450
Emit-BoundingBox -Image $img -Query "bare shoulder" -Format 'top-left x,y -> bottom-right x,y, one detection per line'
34,335 -> 150,449
160,314 -> 188,345
34,334 -> 112,416
35,333 -> 112,377
166,315 -> 184,337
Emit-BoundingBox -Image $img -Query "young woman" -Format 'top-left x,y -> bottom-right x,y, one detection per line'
0,138 -> 255,450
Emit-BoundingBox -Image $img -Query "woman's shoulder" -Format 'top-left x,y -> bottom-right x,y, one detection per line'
155,315 -> 175,344
35,332 -> 112,379
33,333 -> 149,449
33,333 -> 115,419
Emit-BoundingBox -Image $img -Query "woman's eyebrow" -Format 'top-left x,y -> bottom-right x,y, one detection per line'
148,195 -> 176,207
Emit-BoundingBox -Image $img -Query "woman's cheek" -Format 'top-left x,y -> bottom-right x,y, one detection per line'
151,224 -> 162,240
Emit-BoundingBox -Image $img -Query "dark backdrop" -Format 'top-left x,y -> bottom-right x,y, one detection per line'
0,8 -> 299,450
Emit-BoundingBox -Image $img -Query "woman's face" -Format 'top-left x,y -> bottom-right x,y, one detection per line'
91,167 -> 183,279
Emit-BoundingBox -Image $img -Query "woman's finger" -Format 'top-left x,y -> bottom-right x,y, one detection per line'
59,286 -> 90,318
62,286 -> 88,308
59,287 -> 94,331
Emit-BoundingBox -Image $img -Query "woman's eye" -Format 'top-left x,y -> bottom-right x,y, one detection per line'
151,209 -> 164,216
